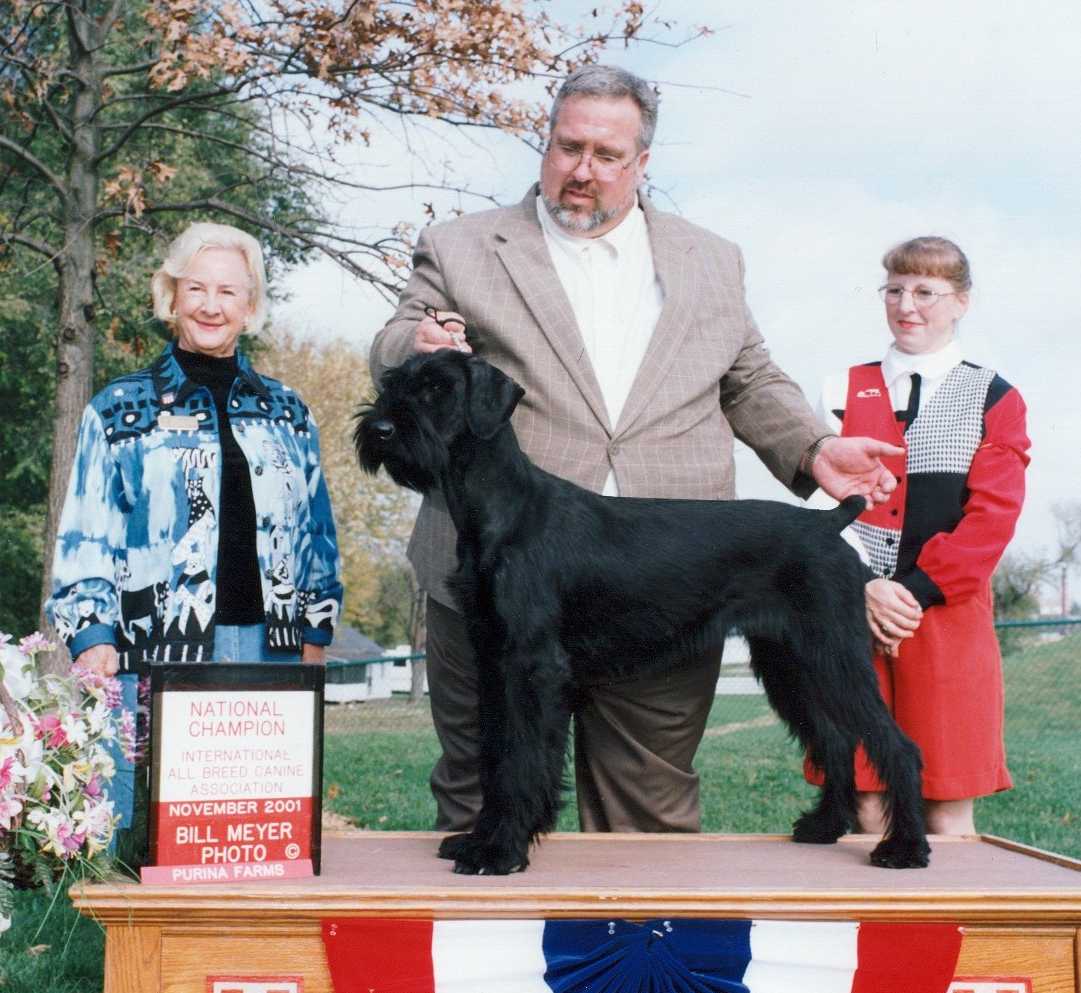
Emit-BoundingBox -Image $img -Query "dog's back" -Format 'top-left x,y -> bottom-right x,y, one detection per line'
528,488 -> 868,678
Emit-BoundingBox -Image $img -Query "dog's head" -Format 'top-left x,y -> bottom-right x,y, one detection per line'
355,350 -> 524,493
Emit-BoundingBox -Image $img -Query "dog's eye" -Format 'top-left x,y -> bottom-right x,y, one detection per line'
419,381 -> 445,404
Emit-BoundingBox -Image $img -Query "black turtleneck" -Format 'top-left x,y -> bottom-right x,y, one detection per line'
173,346 -> 264,624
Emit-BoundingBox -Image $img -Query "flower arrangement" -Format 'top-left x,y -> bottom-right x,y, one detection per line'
0,633 -> 135,933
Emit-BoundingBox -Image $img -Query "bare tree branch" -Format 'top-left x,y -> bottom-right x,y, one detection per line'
94,84 -> 240,162
100,196 -> 409,297
1,229 -> 62,264
0,134 -> 67,200
100,58 -> 161,79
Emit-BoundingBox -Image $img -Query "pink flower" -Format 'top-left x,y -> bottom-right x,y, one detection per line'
84,775 -> 103,799
0,755 -> 14,790
104,680 -> 122,710
34,713 -> 69,749
18,632 -> 52,655
118,710 -> 138,763
63,826 -> 86,854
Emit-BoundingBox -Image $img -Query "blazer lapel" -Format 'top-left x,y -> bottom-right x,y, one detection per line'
495,187 -> 610,432
614,197 -> 698,435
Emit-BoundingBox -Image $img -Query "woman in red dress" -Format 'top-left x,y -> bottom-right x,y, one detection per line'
807,236 -> 1030,834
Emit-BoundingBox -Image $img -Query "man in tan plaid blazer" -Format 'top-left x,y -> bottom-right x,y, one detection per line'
369,66 -> 901,836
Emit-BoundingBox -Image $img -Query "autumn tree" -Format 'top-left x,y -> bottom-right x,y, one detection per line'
256,331 -> 418,644
0,0 -> 701,667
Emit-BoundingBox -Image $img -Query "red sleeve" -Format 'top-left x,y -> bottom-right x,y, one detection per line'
906,386 -> 1030,605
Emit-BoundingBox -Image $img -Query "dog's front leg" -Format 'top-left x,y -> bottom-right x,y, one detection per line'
439,642 -> 572,875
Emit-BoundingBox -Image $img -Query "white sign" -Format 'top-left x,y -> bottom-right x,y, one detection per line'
157,690 -> 314,801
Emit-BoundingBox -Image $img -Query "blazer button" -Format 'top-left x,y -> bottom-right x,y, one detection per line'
254,465 -> 264,475
895,474 -> 903,484
609,444 -> 621,456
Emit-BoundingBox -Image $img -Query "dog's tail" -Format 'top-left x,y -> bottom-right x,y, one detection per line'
825,492 -> 869,531
829,495 -> 866,531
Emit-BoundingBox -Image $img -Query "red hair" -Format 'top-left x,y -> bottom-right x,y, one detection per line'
882,236 -> 971,293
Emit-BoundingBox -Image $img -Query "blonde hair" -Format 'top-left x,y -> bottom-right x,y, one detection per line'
882,236 -> 972,293
151,222 -> 269,333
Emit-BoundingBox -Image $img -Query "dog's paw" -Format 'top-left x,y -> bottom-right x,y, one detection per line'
437,832 -> 473,861
438,833 -> 528,875
791,809 -> 849,845
869,835 -> 931,869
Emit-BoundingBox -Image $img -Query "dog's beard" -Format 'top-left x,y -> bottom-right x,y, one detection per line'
356,417 -> 448,494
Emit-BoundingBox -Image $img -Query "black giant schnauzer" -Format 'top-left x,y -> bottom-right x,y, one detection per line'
357,350 -> 930,875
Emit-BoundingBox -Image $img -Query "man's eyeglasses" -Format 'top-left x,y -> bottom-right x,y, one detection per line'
546,140 -> 638,181
879,285 -> 957,308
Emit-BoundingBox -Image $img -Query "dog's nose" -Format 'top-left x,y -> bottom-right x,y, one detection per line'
369,419 -> 396,441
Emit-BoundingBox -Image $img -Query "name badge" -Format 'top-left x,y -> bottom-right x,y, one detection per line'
158,412 -> 201,431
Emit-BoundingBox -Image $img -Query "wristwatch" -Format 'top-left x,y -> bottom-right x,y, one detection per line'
800,434 -> 837,476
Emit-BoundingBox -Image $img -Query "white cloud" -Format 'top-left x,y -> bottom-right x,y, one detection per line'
277,0 -> 1081,555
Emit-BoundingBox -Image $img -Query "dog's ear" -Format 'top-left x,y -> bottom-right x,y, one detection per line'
463,358 -> 524,440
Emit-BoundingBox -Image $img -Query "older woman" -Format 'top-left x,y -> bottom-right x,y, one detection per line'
47,222 -> 342,673
806,236 -> 1030,835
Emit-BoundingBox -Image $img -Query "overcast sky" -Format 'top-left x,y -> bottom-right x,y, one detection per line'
277,1 -> 1081,559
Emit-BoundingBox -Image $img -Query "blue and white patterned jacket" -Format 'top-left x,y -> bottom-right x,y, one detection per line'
47,344 -> 343,669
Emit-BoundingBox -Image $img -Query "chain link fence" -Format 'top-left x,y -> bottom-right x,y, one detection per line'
324,619 -> 1080,735
322,619 -> 1079,853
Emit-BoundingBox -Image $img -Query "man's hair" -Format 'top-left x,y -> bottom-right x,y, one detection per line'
550,65 -> 659,151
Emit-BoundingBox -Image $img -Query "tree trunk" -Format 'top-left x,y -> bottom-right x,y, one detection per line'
408,586 -> 427,703
38,5 -> 103,675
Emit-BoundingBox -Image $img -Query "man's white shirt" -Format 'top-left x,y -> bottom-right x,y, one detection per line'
537,195 -> 664,495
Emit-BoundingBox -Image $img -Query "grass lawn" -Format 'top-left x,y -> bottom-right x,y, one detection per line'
979,635 -> 1081,856
322,635 -> 1081,852
0,886 -> 107,993
4,631 -> 1077,992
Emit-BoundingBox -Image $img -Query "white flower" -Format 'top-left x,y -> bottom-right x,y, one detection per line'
60,713 -> 89,749
86,700 -> 113,736
89,748 -> 116,781
0,644 -> 35,702
74,799 -> 116,857
0,795 -> 22,831
27,808 -> 82,859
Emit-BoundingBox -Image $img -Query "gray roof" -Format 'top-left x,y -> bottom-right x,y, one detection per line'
327,625 -> 385,662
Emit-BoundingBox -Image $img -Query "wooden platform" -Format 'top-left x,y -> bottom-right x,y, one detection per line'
71,831 -> 1081,993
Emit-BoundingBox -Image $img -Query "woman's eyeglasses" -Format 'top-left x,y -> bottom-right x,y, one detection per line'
879,285 -> 957,308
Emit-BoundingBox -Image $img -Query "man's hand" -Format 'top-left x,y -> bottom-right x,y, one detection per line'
74,643 -> 119,677
865,578 -> 922,657
414,308 -> 471,354
812,436 -> 905,506
301,643 -> 326,665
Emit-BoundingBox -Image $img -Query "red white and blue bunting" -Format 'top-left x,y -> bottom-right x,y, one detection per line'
322,918 -> 963,993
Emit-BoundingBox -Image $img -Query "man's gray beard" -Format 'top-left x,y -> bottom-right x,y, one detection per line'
542,192 -> 624,234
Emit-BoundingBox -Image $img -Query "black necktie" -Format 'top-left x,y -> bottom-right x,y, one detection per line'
902,372 -> 921,433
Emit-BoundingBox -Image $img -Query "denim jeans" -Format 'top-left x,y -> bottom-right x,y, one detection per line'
106,672 -> 140,840
212,623 -> 302,663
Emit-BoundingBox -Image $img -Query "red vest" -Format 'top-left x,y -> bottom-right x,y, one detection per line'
842,364 -> 907,554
